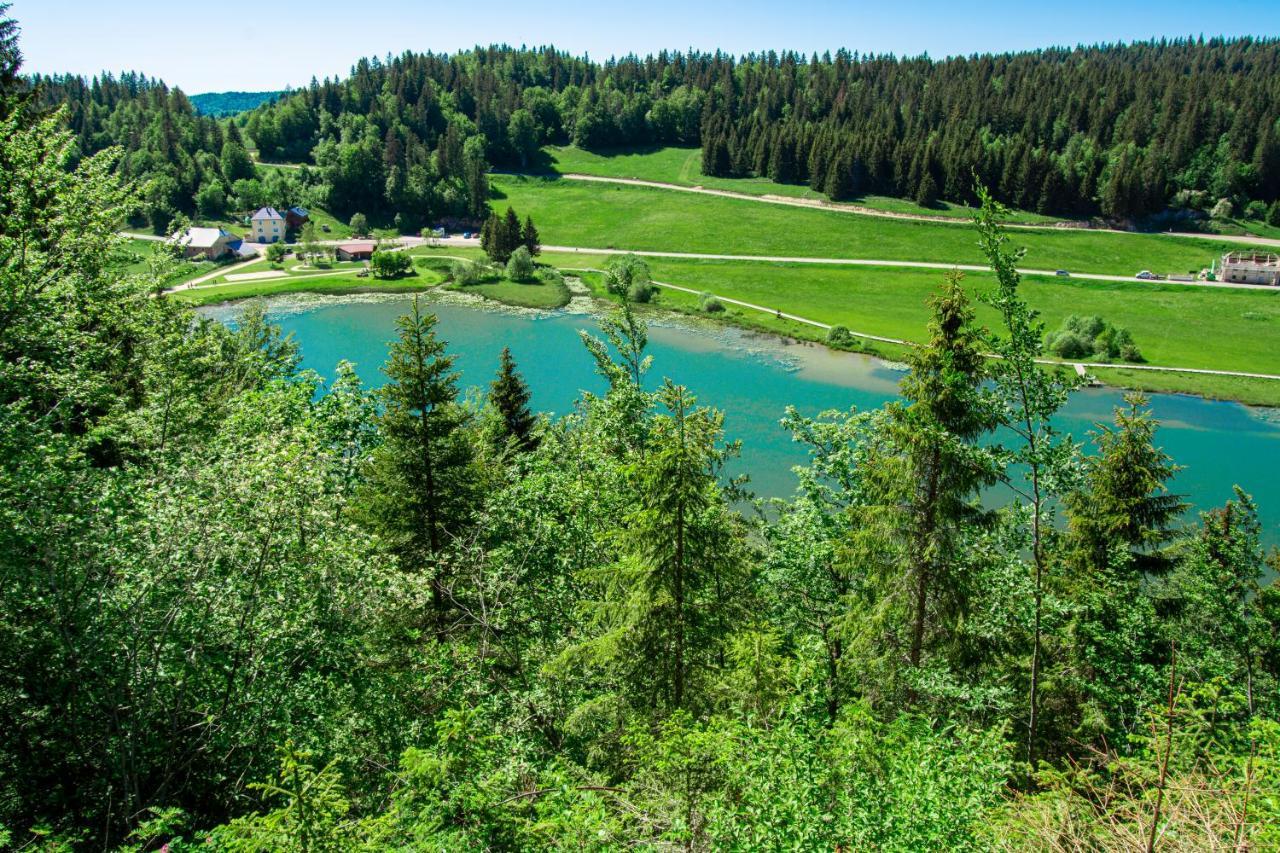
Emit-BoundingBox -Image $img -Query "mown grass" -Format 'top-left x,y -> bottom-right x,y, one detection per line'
540,250 -> 1280,399
541,145 -> 1060,224
493,176 -> 1237,276
1089,367 -> 1280,407
168,269 -> 443,307
451,275 -> 570,309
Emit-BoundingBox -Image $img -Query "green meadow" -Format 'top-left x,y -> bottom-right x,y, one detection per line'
493,175 -> 1238,276
541,145 -> 1060,224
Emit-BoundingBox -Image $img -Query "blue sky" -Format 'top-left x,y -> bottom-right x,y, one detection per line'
13,0 -> 1280,93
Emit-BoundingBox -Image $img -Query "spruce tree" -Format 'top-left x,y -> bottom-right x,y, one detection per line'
489,346 -> 538,452
359,296 -> 475,629
521,215 -> 541,256
615,381 -> 746,711
1063,393 -> 1186,746
500,206 -> 521,261
889,272 -> 1000,685
480,211 -> 497,260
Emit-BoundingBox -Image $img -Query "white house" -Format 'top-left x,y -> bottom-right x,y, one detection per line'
170,226 -> 234,259
250,206 -> 286,243
1219,252 -> 1280,286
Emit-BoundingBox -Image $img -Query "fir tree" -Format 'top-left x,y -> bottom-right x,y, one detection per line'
521,215 -> 541,256
359,297 -> 475,629
890,272 -> 1000,686
489,347 -> 538,453
501,206 -> 521,260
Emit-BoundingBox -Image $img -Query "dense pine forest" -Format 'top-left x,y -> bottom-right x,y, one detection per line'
26,36 -> 1280,233
241,37 -> 1280,221
4,8 -> 1280,849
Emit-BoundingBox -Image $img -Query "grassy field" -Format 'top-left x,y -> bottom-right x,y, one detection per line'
541,145 -> 1060,225
451,276 -> 570,309
539,252 -> 1280,374
541,249 -> 1280,404
169,269 -> 443,307
493,176 -> 1238,276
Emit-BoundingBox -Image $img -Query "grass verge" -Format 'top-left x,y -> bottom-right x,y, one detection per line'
168,270 -> 443,307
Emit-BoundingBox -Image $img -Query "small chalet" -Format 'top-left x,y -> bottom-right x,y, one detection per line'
170,226 -> 235,260
250,206 -> 285,243
285,206 -> 310,228
335,241 -> 376,261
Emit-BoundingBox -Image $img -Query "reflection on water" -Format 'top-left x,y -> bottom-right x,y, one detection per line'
202,293 -> 1280,544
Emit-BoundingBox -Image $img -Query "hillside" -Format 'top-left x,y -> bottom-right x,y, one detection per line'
189,89 -> 284,116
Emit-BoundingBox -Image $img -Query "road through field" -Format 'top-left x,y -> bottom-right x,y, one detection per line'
538,243 -> 1279,291
553,173 -> 1280,248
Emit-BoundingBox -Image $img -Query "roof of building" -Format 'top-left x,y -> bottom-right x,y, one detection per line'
287,206 -> 309,217
171,226 -> 231,248
251,206 -> 284,221
336,241 -> 377,253
1222,251 -> 1280,267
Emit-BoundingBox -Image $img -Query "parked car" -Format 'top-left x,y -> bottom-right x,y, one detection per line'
321,224 -> 331,233
1055,269 -> 1070,276
1135,270 -> 1157,280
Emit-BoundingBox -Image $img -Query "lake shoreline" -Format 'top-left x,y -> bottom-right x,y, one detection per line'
199,285 -> 1280,427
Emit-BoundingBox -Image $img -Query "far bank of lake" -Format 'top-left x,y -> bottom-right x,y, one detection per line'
202,293 -> 1280,545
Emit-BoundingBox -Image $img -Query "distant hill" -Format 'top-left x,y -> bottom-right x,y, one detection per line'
189,90 -> 285,117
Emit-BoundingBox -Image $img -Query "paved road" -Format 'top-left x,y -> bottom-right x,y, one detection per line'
540,244 -> 1280,292
128,231 -> 1278,292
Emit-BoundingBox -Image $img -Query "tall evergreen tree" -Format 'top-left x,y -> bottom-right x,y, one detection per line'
521,215 -> 541,256
359,297 -> 475,628
489,346 -> 538,453
612,381 -> 747,711
888,273 -> 1000,688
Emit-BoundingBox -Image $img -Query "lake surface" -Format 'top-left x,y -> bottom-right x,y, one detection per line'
204,294 -> 1280,545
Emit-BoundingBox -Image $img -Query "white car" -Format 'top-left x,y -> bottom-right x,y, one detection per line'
1135,270 -> 1158,280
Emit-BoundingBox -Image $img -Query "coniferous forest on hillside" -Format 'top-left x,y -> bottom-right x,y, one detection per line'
3,5 -> 1280,849
30,36 -> 1280,232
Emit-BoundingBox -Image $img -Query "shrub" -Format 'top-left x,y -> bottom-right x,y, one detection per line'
450,259 -> 483,285
1048,330 -> 1092,359
370,250 -> 412,279
827,325 -> 854,347
1210,198 -> 1234,220
1046,315 -> 1141,362
264,242 -> 287,266
1244,200 -> 1268,221
1268,200 -> 1280,227
349,212 -> 369,237
604,254 -> 652,300
627,280 -> 653,303
505,246 -> 535,281
701,294 -> 725,313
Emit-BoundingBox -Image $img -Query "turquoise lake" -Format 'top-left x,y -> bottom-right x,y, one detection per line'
205,294 -> 1280,545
